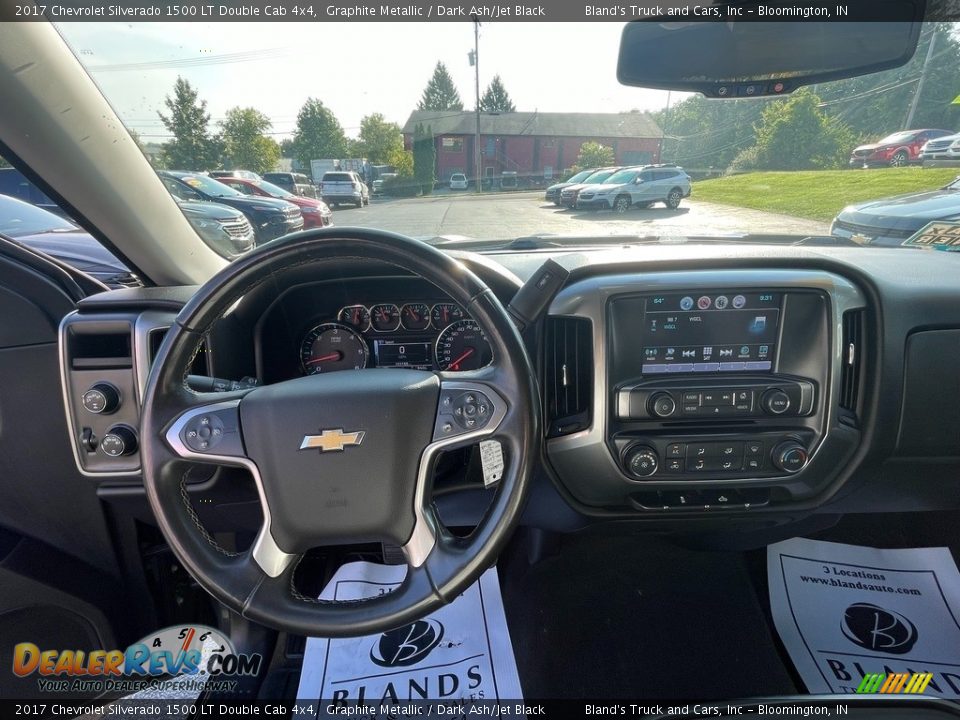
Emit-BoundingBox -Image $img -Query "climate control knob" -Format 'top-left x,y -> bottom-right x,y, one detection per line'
648,392 -> 677,418
82,382 -> 120,414
760,389 -> 791,415
100,425 -> 138,457
772,441 -> 808,474
624,445 -> 659,479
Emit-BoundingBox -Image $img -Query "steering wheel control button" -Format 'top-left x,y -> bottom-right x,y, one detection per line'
649,392 -> 677,418
180,407 -> 244,455
761,389 -> 792,415
82,383 -> 120,414
100,425 -> 138,457
433,386 -> 501,441
624,445 -> 659,478
772,441 -> 809,473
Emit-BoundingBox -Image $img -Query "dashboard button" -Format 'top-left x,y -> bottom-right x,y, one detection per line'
82,383 -> 120,414
665,458 -> 683,472
701,489 -> 740,508
625,445 -> 659,478
745,457 -> 763,472
649,393 -> 677,418
682,392 -> 701,404
716,442 -> 743,459
772,441 -> 808,473
701,390 -> 734,406
661,490 -> 701,508
686,443 -> 711,459
745,441 -> 764,457
761,389 -> 791,415
666,442 -> 685,458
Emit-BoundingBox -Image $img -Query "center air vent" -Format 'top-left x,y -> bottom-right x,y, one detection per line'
544,316 -> 593,437
839,309 -> 864,423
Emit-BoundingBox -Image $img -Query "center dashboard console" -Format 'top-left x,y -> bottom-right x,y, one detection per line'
544,269 -> 867,515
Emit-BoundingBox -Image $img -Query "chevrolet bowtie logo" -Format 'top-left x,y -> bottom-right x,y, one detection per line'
299,429 -> 365,453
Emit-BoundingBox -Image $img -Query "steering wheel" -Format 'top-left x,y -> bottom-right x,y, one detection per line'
141,228 -> 540,637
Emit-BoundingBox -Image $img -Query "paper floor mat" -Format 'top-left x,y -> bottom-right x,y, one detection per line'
768,537 -> 960,698
296,562 -> 522,703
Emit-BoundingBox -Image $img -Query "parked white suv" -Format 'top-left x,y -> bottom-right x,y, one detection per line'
576,165 -> 692,212
321,171 -> 370,208
920,133 -> 960,164
449,173 -> 468,190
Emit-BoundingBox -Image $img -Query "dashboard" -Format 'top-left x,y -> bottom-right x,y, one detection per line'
57,243 -> 960,540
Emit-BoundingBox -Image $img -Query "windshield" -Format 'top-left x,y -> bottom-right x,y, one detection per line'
175,174 -> 243,198
605,170 -> 640,185
254,180 -> 293,198
48,20 -> 960,254
0,196 -> 77,238
879,131 -> 918,144
563,170 -> 594,184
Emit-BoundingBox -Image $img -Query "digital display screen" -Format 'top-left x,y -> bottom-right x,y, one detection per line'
640,292 -> 781,374
374,339 -> 432,369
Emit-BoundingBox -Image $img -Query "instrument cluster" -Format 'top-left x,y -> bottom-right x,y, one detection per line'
299,301 -> 493,374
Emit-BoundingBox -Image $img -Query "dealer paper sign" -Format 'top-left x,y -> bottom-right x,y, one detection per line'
768,538 -> 960,697
297,562 -> 522,710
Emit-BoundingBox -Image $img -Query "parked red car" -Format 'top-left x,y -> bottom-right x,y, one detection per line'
215,177 -> 332,229
849,129 -> 954,168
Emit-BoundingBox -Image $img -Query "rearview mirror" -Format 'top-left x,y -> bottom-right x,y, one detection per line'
617,9 -> 923,98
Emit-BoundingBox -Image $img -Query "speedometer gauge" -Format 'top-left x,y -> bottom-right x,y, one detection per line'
300,323 -> 368,375
435,320 -> 493,372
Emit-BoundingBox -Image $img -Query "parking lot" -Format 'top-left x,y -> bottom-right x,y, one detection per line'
332,191 -> 831,240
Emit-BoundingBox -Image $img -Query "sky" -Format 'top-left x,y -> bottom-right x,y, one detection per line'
54,22 -> 681,142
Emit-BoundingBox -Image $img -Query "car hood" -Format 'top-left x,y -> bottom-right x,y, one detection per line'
547,182 -> 572,192
14,230 -> 129,275
840,189 -> 960,224
924,132 -> 960,145
285,196 -> 330,211
177,199 -> 245,221
581,183 -> 624,193
211,195 -> 297,212
852,143 -> 883,153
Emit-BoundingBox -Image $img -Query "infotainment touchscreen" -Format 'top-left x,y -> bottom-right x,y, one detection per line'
639,292 -> 781,374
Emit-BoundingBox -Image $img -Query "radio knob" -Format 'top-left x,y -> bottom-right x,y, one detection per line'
772,441 -> 808,474
648,392 -> 677,418
100,425 -> 138,457
625,445 -> 659,478
761,389 -> 791,415
82,382 -> 121,414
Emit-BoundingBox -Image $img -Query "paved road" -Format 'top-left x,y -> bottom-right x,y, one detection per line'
328,191 -> 830,240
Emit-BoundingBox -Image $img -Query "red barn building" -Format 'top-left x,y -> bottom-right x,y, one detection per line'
402,111 -> 663,185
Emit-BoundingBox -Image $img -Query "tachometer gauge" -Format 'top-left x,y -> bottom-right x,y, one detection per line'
337,304 -> 370,331
436,319 -> 493,372
370,303 -> 401,332
401,303 -> 431,331
431,303 -> 463,328
300,323 -> 368,374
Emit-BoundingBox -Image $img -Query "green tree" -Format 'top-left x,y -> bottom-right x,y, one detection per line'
750,89 -> 855,170
479,75 -> 516,112
355,113 -> 404,164
279,137 -> 296,157
412,123 -> 436,195
0,155 -> 10,169
219,107 -> 280,175
386,146 -> 414,176
576,141 -> 615,169
292,98 -> 348,169
157,77 -> 219,170
417,62 -> 464,111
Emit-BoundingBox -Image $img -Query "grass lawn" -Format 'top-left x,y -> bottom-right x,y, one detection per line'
693,168 -> 960,222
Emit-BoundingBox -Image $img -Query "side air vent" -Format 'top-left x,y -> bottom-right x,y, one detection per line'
544,316 -> 593,437
839,309 -> 864,422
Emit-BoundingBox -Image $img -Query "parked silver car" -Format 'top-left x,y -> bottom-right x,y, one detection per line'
576,165 -> 692,212
321,171 -> 370,208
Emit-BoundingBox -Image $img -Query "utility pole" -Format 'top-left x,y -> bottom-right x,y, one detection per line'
473,18 -> 482,193
906,26 -> 937,128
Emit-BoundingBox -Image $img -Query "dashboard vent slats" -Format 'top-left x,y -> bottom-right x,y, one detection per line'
839,309 -> 864,420
544,316 -> 593,437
